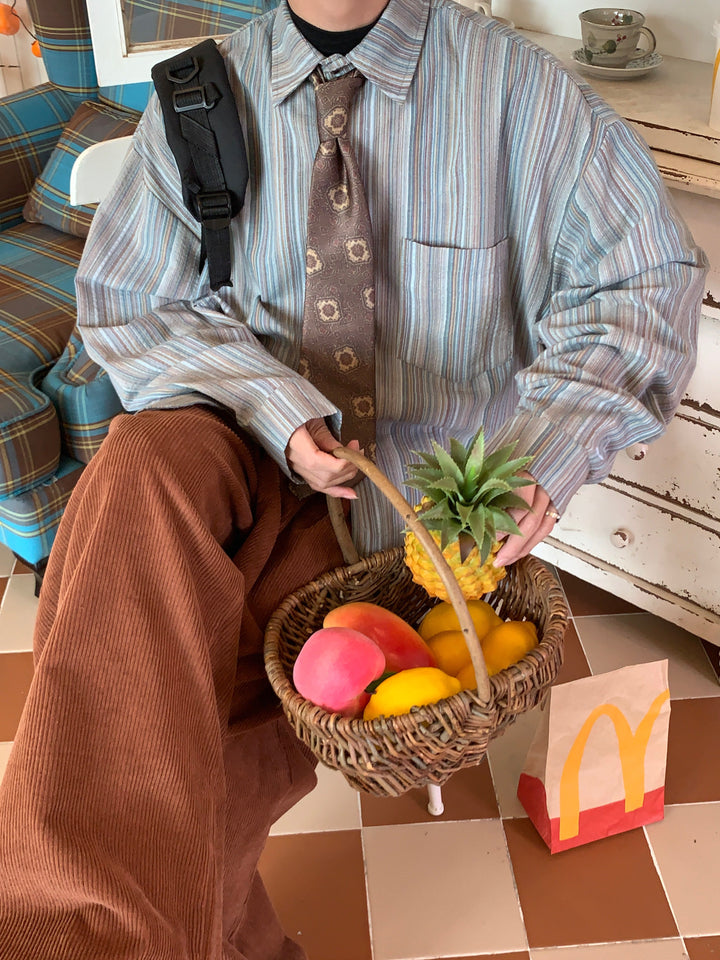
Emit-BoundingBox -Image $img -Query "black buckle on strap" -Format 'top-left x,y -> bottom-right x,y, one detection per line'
166,56 -> 199,85
172,83 -> 220,114
197,191 -> 232,229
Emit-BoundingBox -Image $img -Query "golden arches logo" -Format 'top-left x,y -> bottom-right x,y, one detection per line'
558,688 -> 670,841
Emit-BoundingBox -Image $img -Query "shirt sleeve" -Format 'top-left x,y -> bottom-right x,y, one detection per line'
487,115 -> 708,514
75,96 -> 339,473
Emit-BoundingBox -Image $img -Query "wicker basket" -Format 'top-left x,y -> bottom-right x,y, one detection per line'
264,448 -> 569,798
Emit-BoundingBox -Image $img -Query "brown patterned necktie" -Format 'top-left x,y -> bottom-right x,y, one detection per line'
300,68 -> 376,459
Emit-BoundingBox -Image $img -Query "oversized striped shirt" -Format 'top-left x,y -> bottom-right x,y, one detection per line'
76,0 -> 708,556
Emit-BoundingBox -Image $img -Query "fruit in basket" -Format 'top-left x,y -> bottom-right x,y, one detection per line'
425,629 -> 473,677
363,667 -> 462,721
418,598 -> 502,643
428,617 -> 540,684
323,601 -> 437,672
293,626 -> 386,718
456,661 -> 479,691
454,619 -> 539,688
481,620 -> 538,677
403,428 -> 533,601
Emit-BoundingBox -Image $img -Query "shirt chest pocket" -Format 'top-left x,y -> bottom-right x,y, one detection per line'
397,237 -> 513,381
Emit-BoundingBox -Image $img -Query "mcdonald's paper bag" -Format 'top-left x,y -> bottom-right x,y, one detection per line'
517,660 -> 670,853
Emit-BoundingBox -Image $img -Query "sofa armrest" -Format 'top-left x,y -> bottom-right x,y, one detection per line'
41,330 -> 123,464
0,83 -> 77,231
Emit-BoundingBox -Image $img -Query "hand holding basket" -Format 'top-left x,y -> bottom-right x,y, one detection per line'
264,448 -> 568,798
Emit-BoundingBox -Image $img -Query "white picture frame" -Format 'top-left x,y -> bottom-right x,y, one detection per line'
85,0 -> 215,85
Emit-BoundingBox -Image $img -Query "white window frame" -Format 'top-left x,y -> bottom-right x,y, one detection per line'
86,0 -> 214,85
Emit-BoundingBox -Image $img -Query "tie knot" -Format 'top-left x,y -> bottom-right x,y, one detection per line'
313,70 -> 364,142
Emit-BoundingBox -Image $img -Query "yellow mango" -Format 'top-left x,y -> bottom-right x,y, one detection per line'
418,598 -> 502,644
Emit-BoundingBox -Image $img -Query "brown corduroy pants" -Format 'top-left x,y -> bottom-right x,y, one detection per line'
0,406 -> 346,960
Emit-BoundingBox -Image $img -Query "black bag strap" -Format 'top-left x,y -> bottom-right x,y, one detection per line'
151,38 -> 248,291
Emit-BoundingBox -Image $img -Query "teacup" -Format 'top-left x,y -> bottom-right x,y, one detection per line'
579,8 -> 656,68
474,2 -> 515,27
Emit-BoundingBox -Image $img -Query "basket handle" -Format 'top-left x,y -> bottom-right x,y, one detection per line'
326,447 -> 492,703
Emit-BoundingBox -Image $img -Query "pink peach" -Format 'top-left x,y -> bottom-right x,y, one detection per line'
292,626 -> 386,718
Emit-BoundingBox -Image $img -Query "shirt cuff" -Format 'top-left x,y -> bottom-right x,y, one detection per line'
486,413 -> 591,515
245,380 -> 341,476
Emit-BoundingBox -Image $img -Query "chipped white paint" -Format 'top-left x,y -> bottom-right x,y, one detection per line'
520,32 -> 720,648
609,405 -> 720,517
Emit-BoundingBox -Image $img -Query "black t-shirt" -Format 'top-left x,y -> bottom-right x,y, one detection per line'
289,8 -> 381,56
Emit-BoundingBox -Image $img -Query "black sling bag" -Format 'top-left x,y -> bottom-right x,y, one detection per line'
151,39 -> 248,291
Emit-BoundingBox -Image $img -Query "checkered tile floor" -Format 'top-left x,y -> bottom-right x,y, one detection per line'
2,541 -> 719,960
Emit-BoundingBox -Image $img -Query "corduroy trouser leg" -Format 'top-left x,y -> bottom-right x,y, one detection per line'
0,406 -> 345,960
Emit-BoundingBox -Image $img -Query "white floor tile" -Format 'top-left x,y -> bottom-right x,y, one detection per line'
487,702 -> 545,818
575,613 -> 720,699
362,819 -> 527,960
0,544 -> 15,578
530,939 -> 690,959
270,763 -> 361,835
645,802 -> 720,937
0,575 -> 37,653
0,741 -> 13,785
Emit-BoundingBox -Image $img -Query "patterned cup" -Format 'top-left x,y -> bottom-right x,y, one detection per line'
579,8 -> 656,68
473,2 -> 515,27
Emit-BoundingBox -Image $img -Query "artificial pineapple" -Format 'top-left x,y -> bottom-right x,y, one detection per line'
403,428 -> 533,601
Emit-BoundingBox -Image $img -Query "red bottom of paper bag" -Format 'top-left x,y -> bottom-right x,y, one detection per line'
517,773 -> 665,853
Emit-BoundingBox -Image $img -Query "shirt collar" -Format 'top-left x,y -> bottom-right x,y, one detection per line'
271,0 -> 429,105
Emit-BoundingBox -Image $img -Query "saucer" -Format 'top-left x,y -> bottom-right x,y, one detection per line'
571,48 -> 663,80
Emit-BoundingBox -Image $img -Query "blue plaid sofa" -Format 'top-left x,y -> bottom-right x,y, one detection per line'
0,0 -> 266,590
0,0 -> 151,590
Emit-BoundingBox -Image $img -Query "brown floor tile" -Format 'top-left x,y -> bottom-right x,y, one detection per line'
503,817 -> 678,948
0,576 -> 7,604
701,642 -> 720,682
259,830 -> 372,960
360,758 -> 498,826
665,698 -> 720,804
553,621 -> 592,686
686,936 -> 720,959
559,570 -> 643,617
12,559 -> 33,576
0,651 -> 34,741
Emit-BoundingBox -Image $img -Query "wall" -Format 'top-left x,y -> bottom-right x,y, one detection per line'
0,0 -> 46,96
457,0 -> 719,63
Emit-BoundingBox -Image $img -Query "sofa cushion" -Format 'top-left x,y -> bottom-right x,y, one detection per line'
42,330 -> 123,464
0,83 -> 78,231
0,453 -> 84,564
0,220 -> 84,499
0,221 -> 84,373
0,367 -> 62,499
23,99 -> 140,238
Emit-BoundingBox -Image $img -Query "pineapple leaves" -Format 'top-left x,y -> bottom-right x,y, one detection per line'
430,441 -> 465,488
479,530 -> 495,566
405,429 -> 536,560
468,509 -> 494,550
491,491 -> 533,513
440,517 -> 463,551
489,506 -> 523,537
449,436 -> 469,470
481,444 -> 532,479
